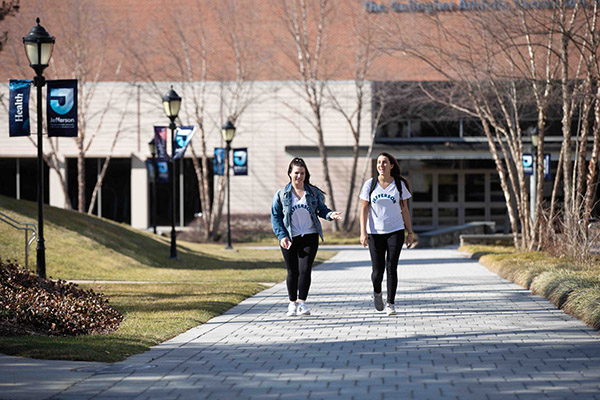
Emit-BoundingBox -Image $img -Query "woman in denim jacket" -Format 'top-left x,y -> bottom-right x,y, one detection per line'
271,158 -> 342,316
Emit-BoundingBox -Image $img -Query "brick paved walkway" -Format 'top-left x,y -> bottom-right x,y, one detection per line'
3,247 -> 600,400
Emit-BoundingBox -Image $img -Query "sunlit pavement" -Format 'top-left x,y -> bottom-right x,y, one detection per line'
1,246 -> 599,400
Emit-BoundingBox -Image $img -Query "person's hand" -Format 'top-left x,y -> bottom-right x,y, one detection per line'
330,211 -> 342,220
406,232 -> 414,249
280,237 -> 292,250
360,232 -> 368,248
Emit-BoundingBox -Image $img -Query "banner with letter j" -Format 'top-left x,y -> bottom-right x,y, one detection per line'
173,126 -> 196,160
9,79 -> 31,137
47,79 -> 78,137
233,148 -> 248,176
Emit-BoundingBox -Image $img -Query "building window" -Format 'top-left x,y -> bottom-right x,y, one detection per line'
465,174 -> 485,202
411,172 -> 433,202
439,174 -> 458,202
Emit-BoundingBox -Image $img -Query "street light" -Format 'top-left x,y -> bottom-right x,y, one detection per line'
23,18 -> 55,279
221,119 -> 236,250
528,126 -> 539,222
162,86 -> 181,259
148,139 -> 157,235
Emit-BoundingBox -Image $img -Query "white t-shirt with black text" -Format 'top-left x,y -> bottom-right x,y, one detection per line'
290,192 -> 317,237
359,178 -> 411,234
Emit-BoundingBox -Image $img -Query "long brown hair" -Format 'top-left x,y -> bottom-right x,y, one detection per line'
378,152 -> 411,194
288,157 -> 325,194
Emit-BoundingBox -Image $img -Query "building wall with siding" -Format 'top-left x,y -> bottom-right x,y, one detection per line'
0,80 -> 373,220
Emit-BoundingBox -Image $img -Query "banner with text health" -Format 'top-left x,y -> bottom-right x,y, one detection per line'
8,79 -> 32,137
47,79 -> 78,137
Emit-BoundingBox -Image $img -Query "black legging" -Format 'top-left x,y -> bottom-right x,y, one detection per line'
367,229 -> 405,304
281,233 -> 319,302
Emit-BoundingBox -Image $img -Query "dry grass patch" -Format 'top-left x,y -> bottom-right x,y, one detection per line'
462,245 -> 600,330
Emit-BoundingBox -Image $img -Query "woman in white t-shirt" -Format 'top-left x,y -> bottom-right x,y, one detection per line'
271,158 -> 342,317
359,152 -> 414,316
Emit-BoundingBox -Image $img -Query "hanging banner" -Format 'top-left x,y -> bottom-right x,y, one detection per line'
9,79 -> 32,137
214,147 -> 225,176
233,148 -> 248,176
145,160 -> 155,181
524,153 -> 552,179
154,126 -> 170,183
523,154 -> 533,176
173,126 -> 196,160
157,161 -> 170,183
154,126 -> 169,162
47,79 -> 78,137
543,154 -> 551,180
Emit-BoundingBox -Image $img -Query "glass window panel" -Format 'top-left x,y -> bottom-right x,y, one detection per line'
465,208 -> 485,222
412,120 -> 460,137
439,174 -> 458,202
490,174 -> 504,202
491,207 -> 508,230
438,208 -> 458,225
376,120 -> 409,139
0,158 -> 16,198
412,207 -> 433,226
462,119 -> 485,136
463,160 -> 496,169
465,174 -> 485,202
410,172 -> 433,202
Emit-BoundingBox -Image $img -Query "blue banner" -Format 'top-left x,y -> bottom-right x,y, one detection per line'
214,147 -> 225,176
233,148 -> 248,176
47,79 -> 78,137
157,161 -> 170,183
543,154 -> 551,180
154,126 -> 170,183
173,126 -> 195,160
154,126 -> 169,162
8,79 -> 31,137
524,153 -> 552,179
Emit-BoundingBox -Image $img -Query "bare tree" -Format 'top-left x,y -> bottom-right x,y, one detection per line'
326,5 -> 382,231
49,0 -> 127,213
131,0 -> 266,240
377,3 -> 598,251
1,0 -> 125,211
277,0 -> 340,229
86,99 -> 129,214
0,0 -> 19,54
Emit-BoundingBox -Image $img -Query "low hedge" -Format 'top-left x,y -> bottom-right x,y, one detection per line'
467,246 -> 600,330
0,260 -> 123,336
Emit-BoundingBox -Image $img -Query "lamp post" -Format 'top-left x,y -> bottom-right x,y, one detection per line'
23,18 -> 55,279
221,120 -> 236,250
162,86 -> 181,259
528,126 -> 539,222
148,139 -> 158,235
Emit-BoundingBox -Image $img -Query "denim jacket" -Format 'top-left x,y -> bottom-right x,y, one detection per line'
271,183 -> 334,242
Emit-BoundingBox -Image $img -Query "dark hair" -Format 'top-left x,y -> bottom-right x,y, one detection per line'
287,157 -> 325,194
377,152 -> 411,194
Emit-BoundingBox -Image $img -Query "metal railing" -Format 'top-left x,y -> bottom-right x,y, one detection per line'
0,211 -> 37,268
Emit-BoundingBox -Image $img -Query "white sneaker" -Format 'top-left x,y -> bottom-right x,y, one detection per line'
286,302 -> 297,316
297,302 -> 311,315
385,303 -> 396,316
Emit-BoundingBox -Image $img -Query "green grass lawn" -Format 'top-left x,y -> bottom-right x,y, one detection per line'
462,244 -> 600,331
0,195 -> 335,362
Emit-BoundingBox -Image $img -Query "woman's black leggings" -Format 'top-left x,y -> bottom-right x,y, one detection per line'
281,233 -> 319,302
367,229 -> 405,304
